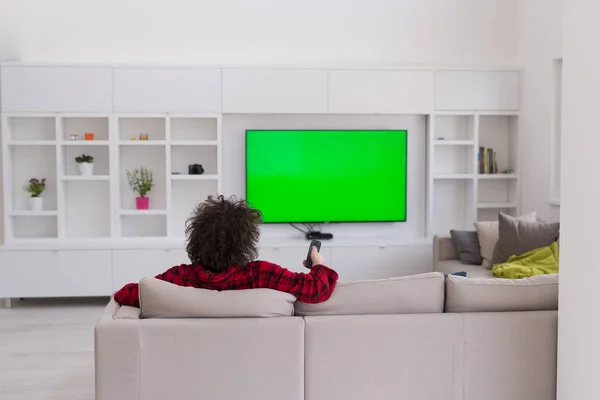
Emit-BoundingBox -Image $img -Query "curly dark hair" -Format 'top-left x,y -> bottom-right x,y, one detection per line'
185,195 -> 262,272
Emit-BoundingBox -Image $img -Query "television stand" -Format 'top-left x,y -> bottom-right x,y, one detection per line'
305,231 -> 334,240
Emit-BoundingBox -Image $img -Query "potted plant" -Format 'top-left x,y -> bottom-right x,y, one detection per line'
75,154 -> 94,176
26,178 -> 46,211
127,167 -> 154,210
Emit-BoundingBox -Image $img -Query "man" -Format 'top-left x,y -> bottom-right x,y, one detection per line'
114,195 -> 339,307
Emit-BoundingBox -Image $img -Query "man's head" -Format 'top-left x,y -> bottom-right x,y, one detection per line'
185,195 -> 262,272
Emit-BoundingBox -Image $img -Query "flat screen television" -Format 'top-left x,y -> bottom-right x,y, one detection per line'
246,129 -> 407,223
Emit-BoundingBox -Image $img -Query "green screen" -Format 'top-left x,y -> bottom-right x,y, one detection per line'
246,130 -> 407,223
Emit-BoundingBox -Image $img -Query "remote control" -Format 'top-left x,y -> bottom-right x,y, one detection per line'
305,240 -> 322,269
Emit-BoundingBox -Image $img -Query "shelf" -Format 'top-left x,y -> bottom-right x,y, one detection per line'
170,140 -> 218,146
433,174 -> 474,180
119,140 -> 167,145
61,140 -> 110,146
62,175 -> 111,181
8,140 -> 57,146
433,111 -> 478,116
9,210 -> 58,217
434,140 -> 475,146
478,174 -> 518,180
170,174 -> 218,181
119,209 -> 168,216
477,202 -> 518,209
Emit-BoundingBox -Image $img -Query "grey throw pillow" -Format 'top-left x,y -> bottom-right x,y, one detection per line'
450,230 -> 483,265
491,213 -> 560,266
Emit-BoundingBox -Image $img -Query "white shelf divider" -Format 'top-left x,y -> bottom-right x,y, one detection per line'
118,140 -> 167,146
170,140 -> 218,146
119,209 -> 168,216
165,116 -> 173,239
477,174 -> 518,180
55,116 -> 66,239
62,175 -> 111,181
477,202 -> 518,209
433,140 -> 475,146
433,174 -> 475,180
61,140 -> 110,146
170,174 -> 219,181
9,210 -> 59,217
7,140 -> 57,146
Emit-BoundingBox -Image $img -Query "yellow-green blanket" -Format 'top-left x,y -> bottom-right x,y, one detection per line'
492,242 -> 559,279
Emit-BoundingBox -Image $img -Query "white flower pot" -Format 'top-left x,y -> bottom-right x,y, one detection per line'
30,197 -> 43,212
78,162 -> 94,176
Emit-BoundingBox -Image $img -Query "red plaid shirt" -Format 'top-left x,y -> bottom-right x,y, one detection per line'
113,261 -> 339,307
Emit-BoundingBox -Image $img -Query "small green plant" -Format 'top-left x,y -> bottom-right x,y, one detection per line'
26,178 -> 46,198
75,154 -> 94,163
127,167 -> 154,197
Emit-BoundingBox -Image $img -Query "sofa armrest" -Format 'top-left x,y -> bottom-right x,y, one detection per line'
95,299 -> 140,400
433,236 -> 458,262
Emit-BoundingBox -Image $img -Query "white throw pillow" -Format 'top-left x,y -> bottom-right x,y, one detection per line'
295,272 -> 445,316
444,274 -> 558,313
139,278 -> 296,318
474,212 -> 536,268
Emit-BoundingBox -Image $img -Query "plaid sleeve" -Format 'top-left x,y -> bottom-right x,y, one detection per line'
254,262 -> 339,303
113,264 -> 195,307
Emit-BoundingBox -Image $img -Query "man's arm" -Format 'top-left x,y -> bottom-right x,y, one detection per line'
253,261 -> 339,303
113,264 -> 194,307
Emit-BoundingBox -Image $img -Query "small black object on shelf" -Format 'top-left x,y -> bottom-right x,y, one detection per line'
188,164 -> 205,175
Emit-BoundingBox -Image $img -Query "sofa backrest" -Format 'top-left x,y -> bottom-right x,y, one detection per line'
295,272 -> 445,316
434,235 -> 459,261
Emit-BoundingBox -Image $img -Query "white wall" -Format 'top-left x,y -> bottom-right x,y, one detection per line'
222,115 -> 426,239
557,1 -> 600,398
0,0 -> 519,66
517,0 -> 563,222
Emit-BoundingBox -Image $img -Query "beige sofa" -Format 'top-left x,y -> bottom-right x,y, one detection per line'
433,235 -> 494,277
95,273 -> 558,400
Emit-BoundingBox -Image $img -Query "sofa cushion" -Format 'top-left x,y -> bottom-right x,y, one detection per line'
474,212 -> 537,268
491,213 -> 560,265
139,278 -> 296,318
295,272 -> 445,316
435,260 -> 494,278
113,304 -> 141,320
450,230 -> 483,265
444,274 -> 558,313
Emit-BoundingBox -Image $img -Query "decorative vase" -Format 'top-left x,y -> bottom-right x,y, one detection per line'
136,196 -> 149,210
30,197 -> 43,212
78,162 -> 94,176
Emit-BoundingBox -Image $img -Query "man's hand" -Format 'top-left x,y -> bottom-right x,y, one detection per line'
302,246 -> 326,268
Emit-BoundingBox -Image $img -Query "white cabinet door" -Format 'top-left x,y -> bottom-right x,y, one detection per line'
112,249 -> 169,291
1,66 -> 113,112
328,70 -> 434,114
114,68 -> 221,113
222,69 -> 328,113
258,246 -> 333,274
0,250 -> 111,297
331,246 -> 432,281
166,248 -> 191,266
57,250 -> 112,296
435,71 -> 520,111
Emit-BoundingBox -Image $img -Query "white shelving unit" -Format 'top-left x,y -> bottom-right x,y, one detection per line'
1,113 -> 222,244
427,112 -> 520,235
0,64 -> 520,300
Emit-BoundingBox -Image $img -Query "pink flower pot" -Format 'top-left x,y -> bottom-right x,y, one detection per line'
136,196 -> 149,210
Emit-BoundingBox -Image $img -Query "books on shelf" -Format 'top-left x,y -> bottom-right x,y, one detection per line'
478,147 -> 498,174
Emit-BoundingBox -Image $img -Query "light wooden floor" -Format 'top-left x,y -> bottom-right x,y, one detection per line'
0,298 -> 109,400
